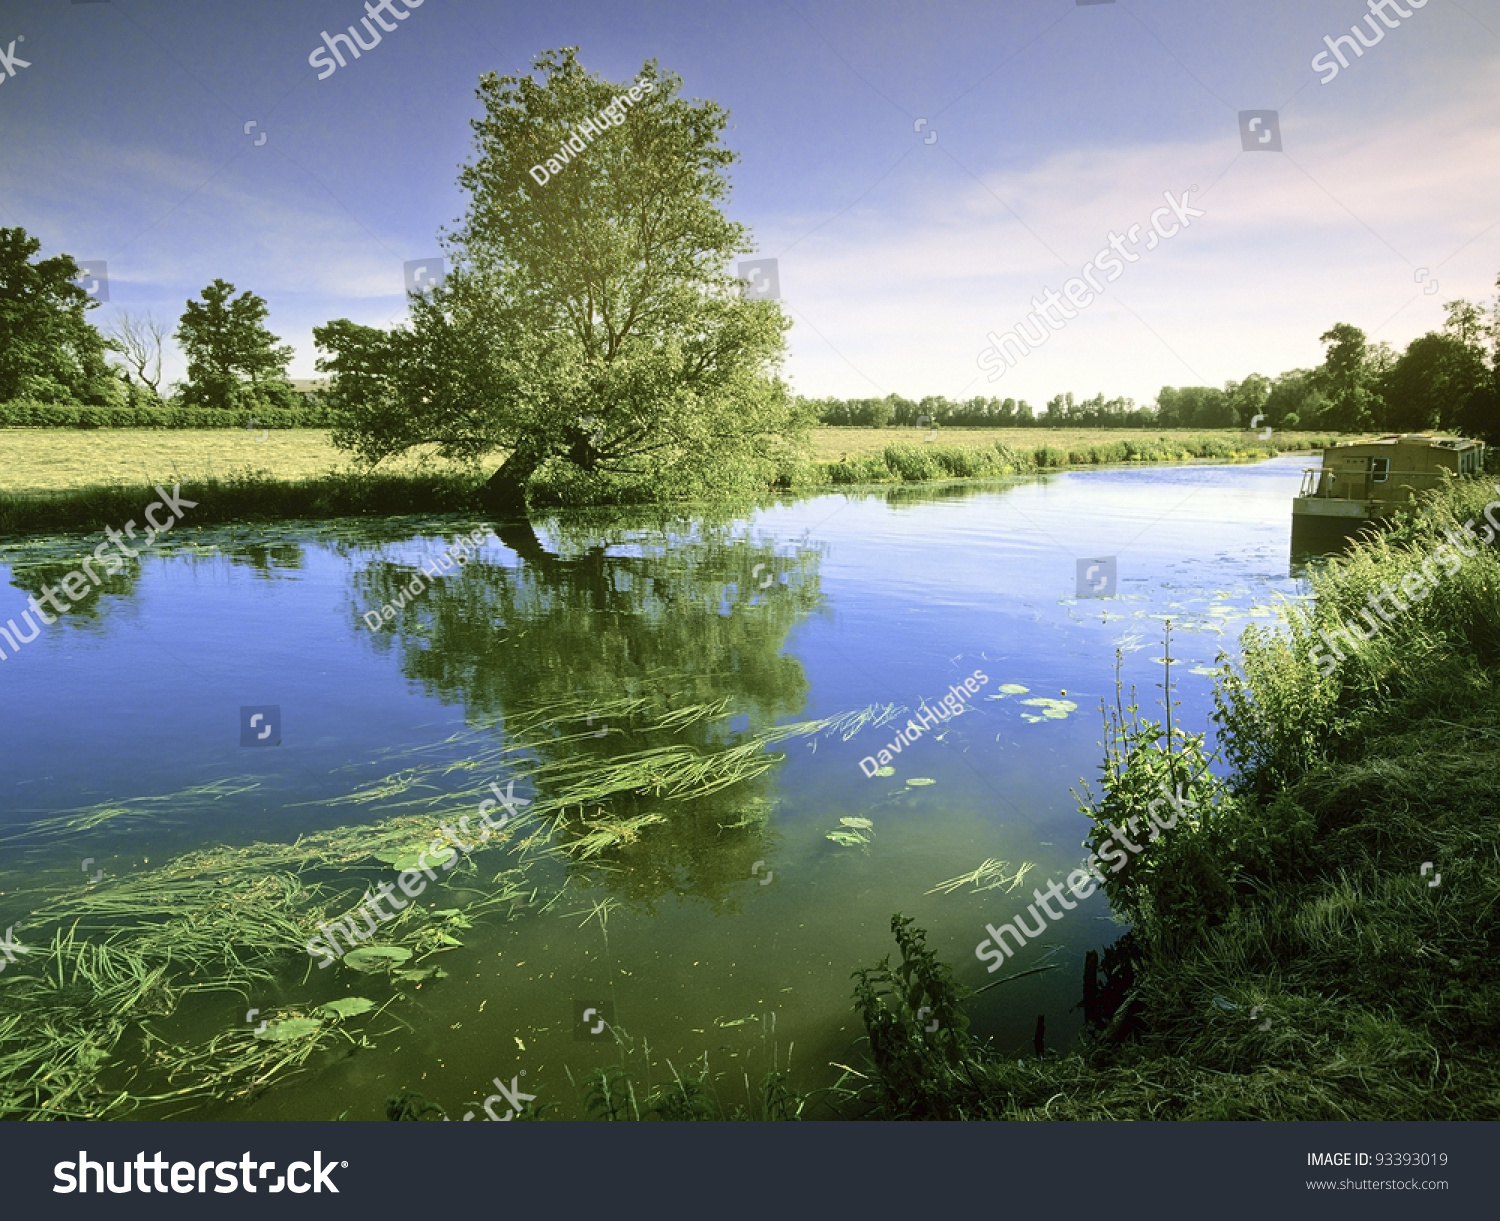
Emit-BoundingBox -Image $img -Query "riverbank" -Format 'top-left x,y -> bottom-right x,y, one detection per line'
847,472 -> 1500,1119
0,427 -> 1337,535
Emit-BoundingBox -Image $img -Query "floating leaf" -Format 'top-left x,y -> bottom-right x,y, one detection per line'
256,1017 -> 322,1042
374,843 -> 445,872
874,766 -> 896,777
826,829 -> 869,846
315,997 -> 376,1020
906,778 -> 935,786
343,946 -> 413,973
987,684 -> 1030,700
840,816 -> 874,829
394,966 -> 447,984
1019,698 -> 1078,723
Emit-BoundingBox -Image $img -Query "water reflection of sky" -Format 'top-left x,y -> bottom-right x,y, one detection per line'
0,457 -> 1315,1112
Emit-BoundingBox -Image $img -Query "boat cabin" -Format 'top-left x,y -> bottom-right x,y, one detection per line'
1299,434 -> 1485,503
1292,433 -> 1485,555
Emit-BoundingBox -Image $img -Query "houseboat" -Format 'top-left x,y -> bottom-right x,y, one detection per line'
1292,433 -> 1485,554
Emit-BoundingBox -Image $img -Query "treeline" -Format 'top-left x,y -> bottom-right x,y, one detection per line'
8,217 -> 1500,450
0,226 -> 321,421
802,292 -> 1500,443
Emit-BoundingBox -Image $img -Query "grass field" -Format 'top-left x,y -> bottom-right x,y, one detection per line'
0,429 -> 454,495
0,426 -> 1332,495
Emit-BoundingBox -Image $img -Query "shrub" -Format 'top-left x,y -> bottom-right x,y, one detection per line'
0,401 -> 337,429
882,444 -> 944,482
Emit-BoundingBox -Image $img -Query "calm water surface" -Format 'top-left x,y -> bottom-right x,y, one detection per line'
0,457 -> 1312,1118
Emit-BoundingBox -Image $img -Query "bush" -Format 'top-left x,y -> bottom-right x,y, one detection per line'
0,401 -> 338,429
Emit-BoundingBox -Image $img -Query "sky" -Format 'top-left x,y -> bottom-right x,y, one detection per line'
2,0 -> 1498,407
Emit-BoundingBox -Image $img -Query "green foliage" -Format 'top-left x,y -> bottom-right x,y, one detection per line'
1080,640 -> 1238,949
175,278 -> 295,412
0,401 -> 332,429
321,48 -> 802,507
1381,332 -> 1488,432
0,469 -> 481,537
0,227 -> 120,406
1316,323 -> 1384,431
848,477 -> 1500,1121
850,915 -> 973,1119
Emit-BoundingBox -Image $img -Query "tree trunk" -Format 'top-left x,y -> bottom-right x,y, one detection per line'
481,444 -> 546,520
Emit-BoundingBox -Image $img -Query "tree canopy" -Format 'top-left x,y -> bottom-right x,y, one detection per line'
176,278 -> 295,411
0,227 -> 120,406
318,47 -> 799,515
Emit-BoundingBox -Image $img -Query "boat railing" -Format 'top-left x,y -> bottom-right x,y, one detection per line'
1299,468 -> 1326,497
1299,467 -> 1459,499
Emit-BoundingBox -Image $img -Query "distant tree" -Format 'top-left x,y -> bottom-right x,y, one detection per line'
1264,369 -> 1327,430
1380,332 -> 1487,432
1366,340 -> 1399,378
1442,299 -> 1490,352
0,226 -> 120,405
176,278 -> 294,411
107,309 -> 170,400
1226,374 -> 1271,428
1155,386 -> 1231,428
1316,323 -> 1383,431
1453,278 -> 1500,444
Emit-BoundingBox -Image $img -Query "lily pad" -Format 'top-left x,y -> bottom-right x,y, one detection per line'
374,843 -> 447,872
874,766 -> 896,777
394,966 -> 447,984
906,778 -> 936,786
987,684 -> 1030,700
343,946 -> 414,973
826,829 -> 870,846
315,997 -> 376,1020
839,816 -> 874,829
1019,698 -> 1078,723
255,1017 -> 322,1042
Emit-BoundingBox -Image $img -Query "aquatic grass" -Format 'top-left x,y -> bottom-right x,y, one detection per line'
0,696 -> 902,1118
926,858 -> 1034,896
0,778 -> 264,842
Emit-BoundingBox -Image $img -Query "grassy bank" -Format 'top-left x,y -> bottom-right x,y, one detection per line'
845,473 -> 1500,1119
806,429 -> 1334,488
0,427 -> 1338,534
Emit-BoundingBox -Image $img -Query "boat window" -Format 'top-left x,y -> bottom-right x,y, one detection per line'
1371,457 -> 1390,483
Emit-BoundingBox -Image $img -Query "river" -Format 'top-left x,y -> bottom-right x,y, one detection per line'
0,455 -> 1314,1118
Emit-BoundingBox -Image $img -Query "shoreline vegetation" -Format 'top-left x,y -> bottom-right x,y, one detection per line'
846,472 -> 1500,1120
0,426 -> 1338,536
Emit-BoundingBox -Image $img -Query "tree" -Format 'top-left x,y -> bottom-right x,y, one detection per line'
175,278 -> 293,411
1442,298 -> 1490,352
1226,374 -> 1271,429
1264,369 -> 1326,430
107,309 -> 170,400
1315,323 -> 1382,431
1380,332 -> 1487,432
318,48 -> 799,516
1453,278 -> 1500,444
0,226 -> 120,405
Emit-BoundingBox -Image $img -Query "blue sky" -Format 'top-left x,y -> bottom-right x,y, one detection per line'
2,0 -> 1498,406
